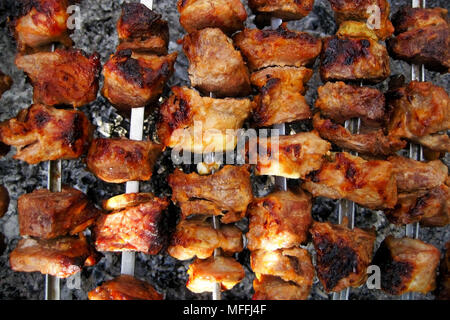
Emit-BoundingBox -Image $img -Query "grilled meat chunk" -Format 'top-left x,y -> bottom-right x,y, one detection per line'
320,36 -> 390,83
13,0 -> 73,51
437,242 -> 450,300
252,275 -> 310,300
373,236 -> 440,295
250,66 -> 313,127
253,131 -> 331,179
303,152 -> 397,209
18,187 -> 101,239
94,196 -> 169,254
102,50 -> 177,112
178,0 -> 247,34
10,235 -> 98,278
187,256 -> 245,293
234,26 -> 322,72
247,189 -> 312,251
86,138 -> 162,184
313,114 -> 406,156
168,217 -> 243,260
0,70 -> 12,98
0,104 -> 92,164
315,81 -> 386,127
88,275 -> 163,300
387,81 -> 450,152
157,86 -> 253,153
249,0 -> 313,21
117,3 -> 169,54
182,28 -> 251,97
310,221 -> 376,292
168,165 -> 253,224
389,7 -> 450,72
388,156 -> 448,193
0,185 -> 9,218
327,0 -> 394,40
15,49 -> 100,107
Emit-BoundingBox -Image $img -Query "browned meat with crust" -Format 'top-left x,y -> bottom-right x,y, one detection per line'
315,81 -> 386,127
233,26 -> 322,71
320,36 -> 390,83
384,185 -> 449,227
303,152 -> 397,209
327,0 -> 394,40
182,28 -> 251,97
0,70 -> 12,98
310,221 -> 376,292
187,256 -> 245,293
168,165 -> 253,224
117,3 -> 169,54
0,104 -> 92,164
250,66 -> 313,127
389,7 -> 449,72
15,49 -> 100,107
388,156 -> 448,193
414,134 -> 450,153
313,113 -> 406,156
437,242 -> 450,300
13,0 -> 73,52
18,187 -> 101,239
10,235 -> 99,278
249,0 -> 314,21
252,275 -> 310,300
247,189 -> 312,251
168,217 -> 243,260
387,81 -> 450,152
178,0 -> 247,34
0,185 -> 9,218
157,86 -> 253,153
88,275 -> 163,300
253,131 -> 331,179
86,138 -> 162,184
372,236 -> 440,295
94,196 -> 169,254
102,50 -> 176,112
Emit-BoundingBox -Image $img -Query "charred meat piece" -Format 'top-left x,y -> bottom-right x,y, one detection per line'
86,138 -> 162,184
157,86 -> 253,153
303,152 -> 397,209
315,81 -> 386,127
372,236 -> 440,295
251,247 -> 314,293
9,235 -> 99,278
384,185 -> 449,227
178,0 -> 247,34
88,275 -> 163,300
0,70 -> 13,98
249,0 -> 313,21
13,0 -> 73,51
253,131 -> 331,179
15,49 -> 100,107
187,256 -> 245,293
0,104 -> 92,164
252,275 -> 310,300
168,165 -> 253,224
18,187 -> 101,239
247,189 -> 312,251
327,0 -> 394,40
320,36 -> 390,83
182,28 -> 251,97
250,66 -> 313,127
94,195 -> 169,254
310,221 -> 376,292
387,81 -> 450,152
102,50 -> 177,112
437,242 -> 450,300
313,113 -> 406,156
0,185 -> 9,218
389,7 -> 449,72
168,217 -> 243,260
388,156 -> 448,193
234,26 -> 322,71
117,3 -> 169,54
